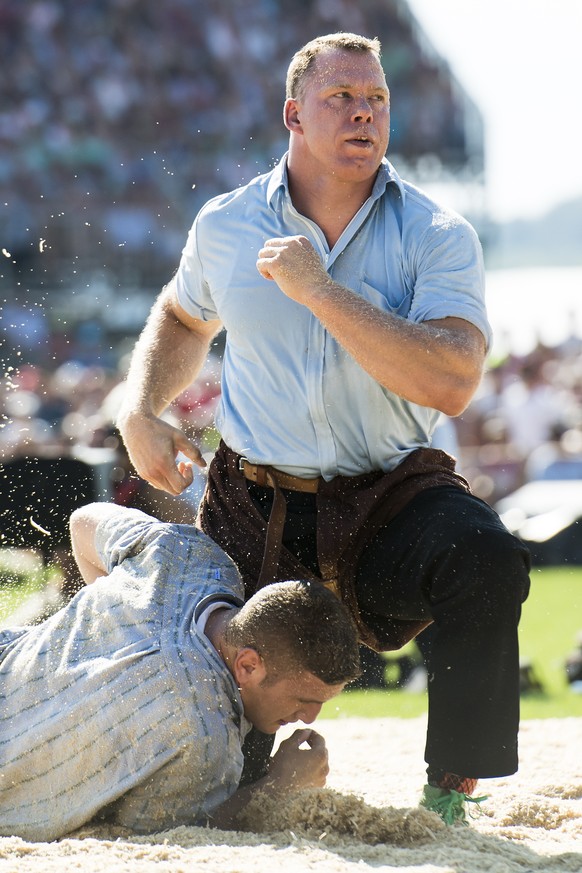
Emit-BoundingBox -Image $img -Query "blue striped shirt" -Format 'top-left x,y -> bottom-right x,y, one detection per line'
175,154 -> 490,480
0,509 -> 249,841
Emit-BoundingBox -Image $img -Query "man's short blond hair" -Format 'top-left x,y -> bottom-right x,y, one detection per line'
224,579 -> 361,685
286,32 -> 382,101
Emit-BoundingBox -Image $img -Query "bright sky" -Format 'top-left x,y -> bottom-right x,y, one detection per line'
406,0 -> 582,222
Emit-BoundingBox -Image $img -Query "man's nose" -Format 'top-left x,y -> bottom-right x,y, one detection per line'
297,702 -> 323,724
352,97 -> 373,123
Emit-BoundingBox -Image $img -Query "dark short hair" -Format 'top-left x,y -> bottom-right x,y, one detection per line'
286,32 -> 382,101
224,580 -> 361,685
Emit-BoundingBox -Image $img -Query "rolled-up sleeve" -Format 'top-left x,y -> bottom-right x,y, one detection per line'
174,216 -> 219,321
95,508 -> 163,574
408,211 -> 492,351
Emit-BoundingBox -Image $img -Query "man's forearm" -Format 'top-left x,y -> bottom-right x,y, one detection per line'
257,235 -> 486,417
115,281 -> 222,494
308,282 -> 486,416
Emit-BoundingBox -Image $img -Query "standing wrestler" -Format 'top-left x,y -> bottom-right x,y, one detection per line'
117,32 -> 531,823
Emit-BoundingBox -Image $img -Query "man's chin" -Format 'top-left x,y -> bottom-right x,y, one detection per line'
253,722 -> 279,734
334,157 -> 382,184
251,718 -> 292,734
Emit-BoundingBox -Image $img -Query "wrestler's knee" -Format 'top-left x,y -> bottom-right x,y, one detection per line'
432,518 -> 531,615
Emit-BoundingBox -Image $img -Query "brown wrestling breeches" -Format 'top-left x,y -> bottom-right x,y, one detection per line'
197,440 -> 470,651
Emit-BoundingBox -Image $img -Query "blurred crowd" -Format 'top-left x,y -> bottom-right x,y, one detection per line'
0,346 -> 222,516
0,342 -> 222,608
457,334 -> 582,505
3,326 -> 582,530
0,0 -> 480,290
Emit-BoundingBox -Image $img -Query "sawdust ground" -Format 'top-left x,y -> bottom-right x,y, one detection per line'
1,716 -> 581,873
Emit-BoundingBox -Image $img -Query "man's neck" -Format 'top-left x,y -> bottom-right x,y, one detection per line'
204,607 -> 236,670
287,165 -> 375,248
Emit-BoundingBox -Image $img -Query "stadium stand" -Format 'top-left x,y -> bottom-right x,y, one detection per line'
0,0 -> 484,297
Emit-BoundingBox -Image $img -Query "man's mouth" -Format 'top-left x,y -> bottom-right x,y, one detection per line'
346,135 -> 374,147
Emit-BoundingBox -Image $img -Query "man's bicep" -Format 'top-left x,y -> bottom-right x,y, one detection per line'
165,277 -> 223,340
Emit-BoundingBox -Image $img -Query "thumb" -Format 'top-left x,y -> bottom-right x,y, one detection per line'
304,729 -> 325,751
173,432 -> 206,468
287,728 -> 313,748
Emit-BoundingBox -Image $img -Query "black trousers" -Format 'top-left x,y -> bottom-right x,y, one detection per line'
242,483 -> 531,781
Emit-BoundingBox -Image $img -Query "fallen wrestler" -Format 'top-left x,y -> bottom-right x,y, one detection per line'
0,502 -> 360,841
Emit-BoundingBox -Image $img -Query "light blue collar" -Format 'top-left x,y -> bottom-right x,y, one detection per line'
266,153 -> 406,209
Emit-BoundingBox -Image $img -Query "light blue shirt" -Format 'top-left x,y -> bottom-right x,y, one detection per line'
0,509 -> 249,841
175,155 -> 490,479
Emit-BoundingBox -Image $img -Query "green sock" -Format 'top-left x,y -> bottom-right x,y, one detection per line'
420,784 -> 488,826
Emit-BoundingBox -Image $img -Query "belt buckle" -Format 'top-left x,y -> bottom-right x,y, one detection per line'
238,457 -> 247,472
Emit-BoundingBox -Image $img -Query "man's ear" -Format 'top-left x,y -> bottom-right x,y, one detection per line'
284,98 -> 303,134
233,647 -> 267,689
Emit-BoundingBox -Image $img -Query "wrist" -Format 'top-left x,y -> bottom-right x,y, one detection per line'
116,404 -> 156,431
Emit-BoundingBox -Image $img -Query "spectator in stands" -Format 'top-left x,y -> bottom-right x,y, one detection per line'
498,359 -> 573,458
0,0 -> 474,291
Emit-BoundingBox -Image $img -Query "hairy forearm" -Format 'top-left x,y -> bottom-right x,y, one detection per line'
114,283 -> 222,493
308,278 -> 485,416
118,284 -> 218,423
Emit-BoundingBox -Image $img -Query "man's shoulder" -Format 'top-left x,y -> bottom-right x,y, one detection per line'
396,174 -> 477,237
197,168 -> 274,223
159,523 -> 240,569
146,523 -> 245,609
105,515 -> 242,590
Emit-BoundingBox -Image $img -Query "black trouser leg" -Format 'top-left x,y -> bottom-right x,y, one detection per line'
243,483 -> 530,782
415,624 -> 436,670
356,486 -> 531,778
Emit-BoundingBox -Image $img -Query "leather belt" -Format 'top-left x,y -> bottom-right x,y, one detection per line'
239,459 -> 321,493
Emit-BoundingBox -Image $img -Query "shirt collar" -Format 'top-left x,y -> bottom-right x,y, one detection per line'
266,153 -> 290,206
193,592 -> 244,627
375,158 -> 407,203
266,153 -> 406,208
